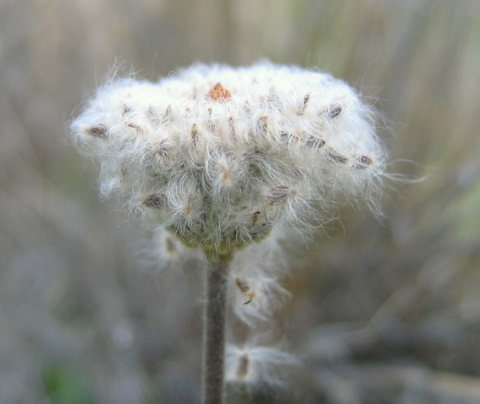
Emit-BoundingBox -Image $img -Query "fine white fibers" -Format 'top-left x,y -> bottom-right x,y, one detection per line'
226,345 -> 297,385
71,62 -> 386,254
229,234 -> 290,323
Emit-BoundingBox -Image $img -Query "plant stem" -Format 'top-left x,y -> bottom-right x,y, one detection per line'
202,254 -> 231,404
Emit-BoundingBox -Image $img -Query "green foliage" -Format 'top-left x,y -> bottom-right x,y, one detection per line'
43,366 -> 94,404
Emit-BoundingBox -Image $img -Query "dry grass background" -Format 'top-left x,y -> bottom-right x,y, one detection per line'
1,0 -> 480,403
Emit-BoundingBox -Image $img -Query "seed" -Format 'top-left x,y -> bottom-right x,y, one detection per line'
297,93 -> 311,115
87,125 -> 107,138
257,116 -> 269,137
143,194 -> 166,209
191,124 -> 199,146
267,186 -> 290,205
304,135 -> 325,149
235,278 -> 255,305
326,149 -> 348,164
360,155 -> 373,165
235,277 -> 250,293
122,105 -> 132,115
354,155 -> 373,169
126,122 -> 143,133
280,132 -> 300,145
327,104 -> 343,119
252,211 -> 262,224
236,353 -> 249,379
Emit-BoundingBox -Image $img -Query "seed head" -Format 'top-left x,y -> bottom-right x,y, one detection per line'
70,62 -> 385,255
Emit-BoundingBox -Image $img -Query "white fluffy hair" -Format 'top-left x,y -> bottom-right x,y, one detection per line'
71,61 -> 386,256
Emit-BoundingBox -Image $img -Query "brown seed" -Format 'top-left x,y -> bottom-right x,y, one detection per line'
326,149 -> 348,164
87,125 -> 107,138
206,82 -> 231,102
236,353 -> 250,379
327,104 -> 343,119
297,93 -> 311,115
360,155 -> 373,165
143,194 -> 166,209
126,122 -> 143,133
206,107 -> 216,132
122,105 -> 132,115
280,132 -> 300,145
191,124 -> 199,145
304,135 -> 326,149
354,155 -> 373,169
268,185 -> 290,205
303,93 -> 311,108
252,211 -> 262,224
235,278 -> 255,305
235,277 -> 250,293
155,139 -> 171,158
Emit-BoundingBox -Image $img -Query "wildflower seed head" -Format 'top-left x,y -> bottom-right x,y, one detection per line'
71,62 -> 385,255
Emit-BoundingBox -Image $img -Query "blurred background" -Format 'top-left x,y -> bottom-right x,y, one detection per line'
1,0 -> 480,403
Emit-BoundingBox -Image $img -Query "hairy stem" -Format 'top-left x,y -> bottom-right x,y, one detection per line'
203,254 -> 231,404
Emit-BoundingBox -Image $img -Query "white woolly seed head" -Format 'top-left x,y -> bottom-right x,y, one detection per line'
71,62 -> 386,255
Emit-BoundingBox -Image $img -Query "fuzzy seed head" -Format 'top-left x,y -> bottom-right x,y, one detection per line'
71,62 -> 386,254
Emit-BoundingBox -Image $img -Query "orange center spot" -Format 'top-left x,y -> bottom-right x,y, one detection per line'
206,82 -> 231,102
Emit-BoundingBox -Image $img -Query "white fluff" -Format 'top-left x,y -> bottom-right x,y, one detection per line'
226,344 -> 298,385
71,61 -> 386,256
